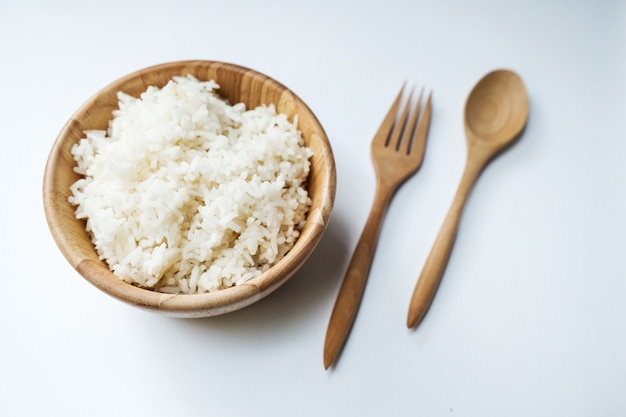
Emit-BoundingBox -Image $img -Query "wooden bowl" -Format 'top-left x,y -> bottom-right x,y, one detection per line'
43,60 -> 336,317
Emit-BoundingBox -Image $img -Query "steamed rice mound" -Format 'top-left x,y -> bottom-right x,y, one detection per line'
69,75 -> 312,294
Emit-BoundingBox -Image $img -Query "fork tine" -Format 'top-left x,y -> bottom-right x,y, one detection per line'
398,88 -> 424,155
388,88 -> 414,149
408,91 -> 432,162
371,84 -> 406,148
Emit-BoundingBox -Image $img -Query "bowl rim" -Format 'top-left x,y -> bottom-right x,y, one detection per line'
43,60 -> 336,317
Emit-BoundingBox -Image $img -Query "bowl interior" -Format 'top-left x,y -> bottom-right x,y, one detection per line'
43,61 -> 335,317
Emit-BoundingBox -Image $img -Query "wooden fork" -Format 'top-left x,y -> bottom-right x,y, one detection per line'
323,85 -> 433,369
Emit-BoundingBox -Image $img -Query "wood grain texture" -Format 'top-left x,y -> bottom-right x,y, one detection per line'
43,61 -> 336,317
407,69 -> 529,328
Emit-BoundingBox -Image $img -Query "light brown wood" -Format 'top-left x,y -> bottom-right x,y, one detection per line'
324,87 -> 432,369
43,61 -> 336,317
407,69 -> 529,328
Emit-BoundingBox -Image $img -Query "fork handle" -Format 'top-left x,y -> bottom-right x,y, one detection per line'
407,158 -> 482,328
323,185 -> 391,369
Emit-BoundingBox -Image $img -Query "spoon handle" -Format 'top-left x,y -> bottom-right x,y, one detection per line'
407,159 -> 482,328
324,184 -> 391,369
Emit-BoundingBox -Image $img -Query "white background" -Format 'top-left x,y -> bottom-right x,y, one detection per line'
2,1 -> 625,416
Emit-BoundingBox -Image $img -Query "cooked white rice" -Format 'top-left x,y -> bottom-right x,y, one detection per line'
69,75 -> 312,294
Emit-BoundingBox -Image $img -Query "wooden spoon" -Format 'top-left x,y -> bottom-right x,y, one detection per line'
407,69 -> 529,328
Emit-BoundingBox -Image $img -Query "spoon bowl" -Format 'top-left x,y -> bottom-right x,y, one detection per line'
407,69 -> 529,328
465,70 -> 529,150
